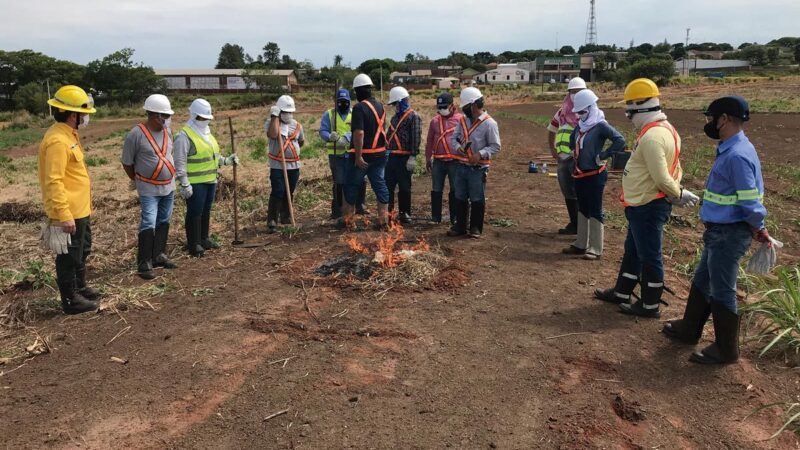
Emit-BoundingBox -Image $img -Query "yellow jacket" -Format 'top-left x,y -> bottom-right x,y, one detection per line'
621,122 -> 683,207
38,123 -> 92,221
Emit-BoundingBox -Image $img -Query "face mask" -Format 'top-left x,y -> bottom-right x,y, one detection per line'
578,111 -> 589,121
462,105 -> 473,120
569,94 -> 576,102
193,118 -> 210,134
337,102 -> 349,113
280,112 -> 293,124
78,114 -> 90,129
164,117 -> 172,129
438,108 -> 450,117
704,116 -> 721,140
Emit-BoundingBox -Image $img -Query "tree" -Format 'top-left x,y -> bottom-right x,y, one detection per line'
13,82 -> 48,114
473,52 -> 495,64
670,43 -> 687,60
84,48 -> 166,103
636,43 -> 654,55
559,45 -> 576,55
215,43 -> 247,69
653,40 -> 671,54
262,42 -> 280,66
622,58 -> 675,85
795,44 -> 800,64
0,49 -> 84,110
766,47 -> 781,65
740,45 -> 767,65
333,54 -> 343,67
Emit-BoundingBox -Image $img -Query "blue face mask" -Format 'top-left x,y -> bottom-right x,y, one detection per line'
396,98 -> 410,114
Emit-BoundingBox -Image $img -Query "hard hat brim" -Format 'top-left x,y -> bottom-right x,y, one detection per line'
144,107 -> 175,115
196,113 -> 214,120
47,98 -> 97,114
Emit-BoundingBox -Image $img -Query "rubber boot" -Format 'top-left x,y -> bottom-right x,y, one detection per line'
137,229 -> 156,280
662,284 -> 712,345
447,199 -> 468,237
619,268 -> 662,319
75,266 -> 101,302
58,279 -> 97,315
398,191 -> 412,224
336,201 -> 355,230
356,181 -> 368,215
558,199 -> 579,235
430,191 -> 443,224
267,196 -> 280,233
375,202 -> 390,231
689,303 -> 741,364
563,213 -> 588,254
200,214 -> 219,250
468,201 -> 485,239
186,216 -> 205,257
331,184 -> 343,219
595,267 -> 639,305
152,223 -> 177,269
583,217 -> 604,260
447,191 -> 456,224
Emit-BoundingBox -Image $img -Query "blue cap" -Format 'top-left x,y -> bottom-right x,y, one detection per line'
436,92 -> 453,108
704,95 -> 749,121
336,88 -> 351,102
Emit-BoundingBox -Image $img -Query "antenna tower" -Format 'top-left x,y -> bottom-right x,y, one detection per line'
585,0 -> 598,45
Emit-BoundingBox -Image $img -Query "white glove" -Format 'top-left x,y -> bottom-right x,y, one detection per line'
675,188 -> 700,208
270,105 -> 281,117
328,131 -> 340,142
336,136 -> 350,147
180,184 -> 193,200
220,154 -> 240,166
595,155 -> 605,166
406,156 -> 417,172
41,222 -> 71,255
128,179 -> 137,191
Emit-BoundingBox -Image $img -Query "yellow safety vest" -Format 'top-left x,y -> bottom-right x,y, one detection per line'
326,109 -> 352,156
181,126 -> 220,184
555,125 -> 573,155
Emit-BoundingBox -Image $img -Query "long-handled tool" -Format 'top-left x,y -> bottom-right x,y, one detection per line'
228,117 -> 268,248
277,123 -> 296,227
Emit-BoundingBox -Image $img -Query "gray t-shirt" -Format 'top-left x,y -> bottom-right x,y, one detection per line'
265,120 -> 304,170
122,125 -> 176,196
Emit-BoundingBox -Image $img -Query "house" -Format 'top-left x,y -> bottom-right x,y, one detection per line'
530,56 -> 581,83
674,59 -> 750,76
432,77 -> 459,89
154,69 -> 298,92
474,64 -> 530,85
687,50 -> 728,60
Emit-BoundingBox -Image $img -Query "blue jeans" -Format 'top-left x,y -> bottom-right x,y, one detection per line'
328,155 -> 346,184
139,192 -> 174,231
454,164 -> 487,202
431,159 -> 457,194
620,199 -> 672,282
270,168 -> 300,200
693,222 -> 753,313
344,152 -> 389,205
574,171 -> 607,222
186,183 -> 216,219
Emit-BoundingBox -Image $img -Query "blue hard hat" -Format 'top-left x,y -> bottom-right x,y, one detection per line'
704,95 -> 750,121
436,92 -> 454,108
336,88 -> 351,102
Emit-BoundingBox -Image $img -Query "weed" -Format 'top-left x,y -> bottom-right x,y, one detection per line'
247,137 -> 268,162
85,156 -> 109,167
146,281 -> 176,297
492,111 -> 551,127
239,197 -> 267,213
192,287 -> 214,297
743,266 -> 800,359
745,402 -> 800,439
676,248 -> 703,278
280,225 -> 299,238
14,260 -> 56,290
488,218 -> 515,228
0,155 -> 16,171
0,127 -> 45,151
295,188 -> 323,211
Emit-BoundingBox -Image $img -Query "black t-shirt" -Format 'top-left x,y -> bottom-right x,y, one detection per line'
351,98 -> 386,150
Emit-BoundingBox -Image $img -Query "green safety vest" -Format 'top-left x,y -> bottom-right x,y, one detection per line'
555,125 -> 574,154
181,126 -> 220,184
326,109 -> 352,156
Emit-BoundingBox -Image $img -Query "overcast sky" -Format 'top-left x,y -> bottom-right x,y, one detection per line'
3,0 -> 798,68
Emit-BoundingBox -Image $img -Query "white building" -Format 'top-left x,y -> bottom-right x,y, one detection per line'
474,64 -> 530,85
674,59 -> 750,75
154,69 -> 298,92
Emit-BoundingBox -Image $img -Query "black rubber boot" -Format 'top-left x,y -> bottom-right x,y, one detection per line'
468,201 -> 485,239
200,214 -> 219,250
137,229 -> 156,280
280,194 -> 293,225
267,196 -> 280,233
430,191 -> 443,224
153,223 -> 177,268
331,184 -> 343,219
447,191 -> 456,224
595,253 -> 639,304
356,181 -> 368,215
689,303 -> 740,364
558,199 -> 579,235
398,191 -> 412,224
662,285 -> 711,344
619,269 -> 663,318
186,217 -> 205,257
447,199 -> 468,236
58,279 -> 98,315
75,266 -> 101,302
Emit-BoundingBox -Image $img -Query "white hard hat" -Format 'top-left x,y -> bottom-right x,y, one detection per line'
143,94 -> 174,115
567,77 -> 587,91
353,73 -> 373,88
189,98 -> 214,120
388,86 -> 409,105
276,95 -> 296,112
460,87 -> 483,107
571,89 -> 599,112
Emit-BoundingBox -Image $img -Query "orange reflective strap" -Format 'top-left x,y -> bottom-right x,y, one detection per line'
619,120 -> 681,206
387,108 -> 414,154
269,123 -> 303,163
359,100 -> 387,154
572,126 -> 604,179
135,123 -> 175,186
434,115 -> 456,159
456,115 -> 492,165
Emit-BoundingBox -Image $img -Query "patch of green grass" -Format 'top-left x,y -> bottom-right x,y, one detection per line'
279,225 -> 299,238
239,197 -> 267,213
85,156 -> 109,167
192,287 -> 214,297
0,155 -> 16,171
493,111 -> 551,127
0,127 -> 44,151
246,136 -> 268,162
299,138 -> 325,159
682,144 -> 716,183
743,266 -> 800,360
145,280 -> 176,296
10,259 -> 56,290
675,248 -> 703,278
488,217 -> 515,228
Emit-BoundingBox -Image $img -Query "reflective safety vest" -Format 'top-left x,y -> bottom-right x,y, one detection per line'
326,109 -> 351,156
572,126 -> 606,179
432,114 -> 462,161
555,125 -> 574,155
356,100 -> 387,154
386,108 -> 415,155
135,123 -> 175,185
181,126 -> 220,185
619,120 -> 681,206
269,123 -> 303,163
456,115 -> 492,166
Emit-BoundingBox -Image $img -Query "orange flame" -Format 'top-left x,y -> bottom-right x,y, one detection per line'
341,218 -> 430,268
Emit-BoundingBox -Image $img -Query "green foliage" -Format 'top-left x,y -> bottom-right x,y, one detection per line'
17,259 -> 56,290
621,58 -> 675,85
492,111 -> 551,127
84,48 -> 166,103
0,155 -> 16,171
12,82 -> 48,115
559,46 -> 576,55
743,267 -> 800,359
0,126 -> 45,150
85,156 -> 109,167
0,49 -> 85,111
246,136 -> 268,161
216,43 -> 248,69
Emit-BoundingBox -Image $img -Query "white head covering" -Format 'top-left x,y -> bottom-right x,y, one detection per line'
628,97 -> 667,129
578,104 -> 605,131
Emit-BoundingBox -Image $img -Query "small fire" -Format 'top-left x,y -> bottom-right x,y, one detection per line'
343,217 -> 429,268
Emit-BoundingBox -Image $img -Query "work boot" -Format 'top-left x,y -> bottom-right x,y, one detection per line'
153,223 -> 177,269
280,194 -> 293,225
558,199 -> 579,235
75,266 -> 101,302
563,213 -> 588,254
375,202 -> 390,231
267,196 -> 280,233
137,229 -> 156,280
200,214 -> 219,250
185,216 -> 205,257
356,181 -> 368,215
619,269 -> 663,318
689,303 -> 741,365
58,279 -> 97,315
447,199 -> 468,237
398,191 -> 412,224
430,191 -> 443,224
583,217 -> 604,260
662,284 -> 712,345
595,269 -> 639,305
468,201 -> 485,239
335,201 -> 356,230
447,191 -> 456,224
330,184 -> 344,219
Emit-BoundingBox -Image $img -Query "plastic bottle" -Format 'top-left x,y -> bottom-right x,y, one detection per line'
542,163 -> 549,174
528,161 -> 538,173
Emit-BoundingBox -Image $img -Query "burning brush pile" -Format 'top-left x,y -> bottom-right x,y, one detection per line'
314,220 -> 450,291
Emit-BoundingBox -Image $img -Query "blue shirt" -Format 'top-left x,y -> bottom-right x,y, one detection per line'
318,109 -> 352,142
700,131 -> 766,229
569,121 -> 626,172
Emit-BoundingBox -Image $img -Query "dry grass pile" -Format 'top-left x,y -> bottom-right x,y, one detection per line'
363,247 -> 451,293
0,201 -> 42,223
0,296 -> 36,329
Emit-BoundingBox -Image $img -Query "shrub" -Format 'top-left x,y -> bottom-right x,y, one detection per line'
12,82 -> 49,115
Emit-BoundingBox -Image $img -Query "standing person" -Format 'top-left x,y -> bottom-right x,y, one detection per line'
319,88 -> 352,219
546,77 -> 586,235
663,96 -> 769,365
340,74 -> 390,230
266,95 -> 304,233
173,98 -> 239,257
38,85 -> 99,314
385,86 -> 422,224
122,94 -> 177,280
594,78 -> 700,317
447,87 -> 501,239
561,89 -> 625,260
425,92 -> 463,224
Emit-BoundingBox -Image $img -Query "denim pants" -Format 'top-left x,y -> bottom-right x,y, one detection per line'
186,183 -> 216,219
556,158 -> 577,200
343,152 -> 389,205
574,171 -> 607,222
139,192 -> 174,231
620,199 -> 673,282
270,168 -> 300,200
385,154 -> 412,200
55,216 -> 91,285
693,222 -> 753,313
431,159 -> 457,194
328,155 -> 346,184
454,164 -> 487,202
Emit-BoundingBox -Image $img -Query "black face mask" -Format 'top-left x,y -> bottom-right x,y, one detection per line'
704,116 -> 721,140
462,105 -> 473,120
337,101 -> 349,113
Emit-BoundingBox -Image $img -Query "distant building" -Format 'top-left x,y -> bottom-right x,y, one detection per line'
154,69 -> 298,92
474,64 -> 530,85
674,59 -> 750,75
687,50 -> 730,60
530,56 -> 581,83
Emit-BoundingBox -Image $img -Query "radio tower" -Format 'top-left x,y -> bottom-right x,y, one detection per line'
585,0 -> 598,45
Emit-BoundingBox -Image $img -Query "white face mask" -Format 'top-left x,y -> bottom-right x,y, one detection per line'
577,111 -> 589,121
569,94 -> 576,102
437,108 -> 450,117
163,117 -> 172,129
280,112 -> 293,124
78,114 -> 90,129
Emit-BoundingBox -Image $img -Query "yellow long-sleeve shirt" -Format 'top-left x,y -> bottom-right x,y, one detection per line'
37,122 -> 92,221
621,122 -> 683,207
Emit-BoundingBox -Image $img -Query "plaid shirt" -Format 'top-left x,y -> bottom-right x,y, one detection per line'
387,110 -> 422,156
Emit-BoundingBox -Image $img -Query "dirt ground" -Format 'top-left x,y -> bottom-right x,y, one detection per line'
1,101 -> 799,449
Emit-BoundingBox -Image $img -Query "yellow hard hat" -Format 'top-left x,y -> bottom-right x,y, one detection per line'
623,78 -> 660,102
47,85 -> 97,114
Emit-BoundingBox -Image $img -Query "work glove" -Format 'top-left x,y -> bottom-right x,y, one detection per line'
752,227 -> 771,244
336,136 -> 350,147
674,188 -> 700,208
180,184 -> 193,200
128,179 -> 137,191
220,154 -> 240,166
270,105 -> 281,117
40,221 -> 71,255
328,131 -> 340,142
406,156 -> 417,172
